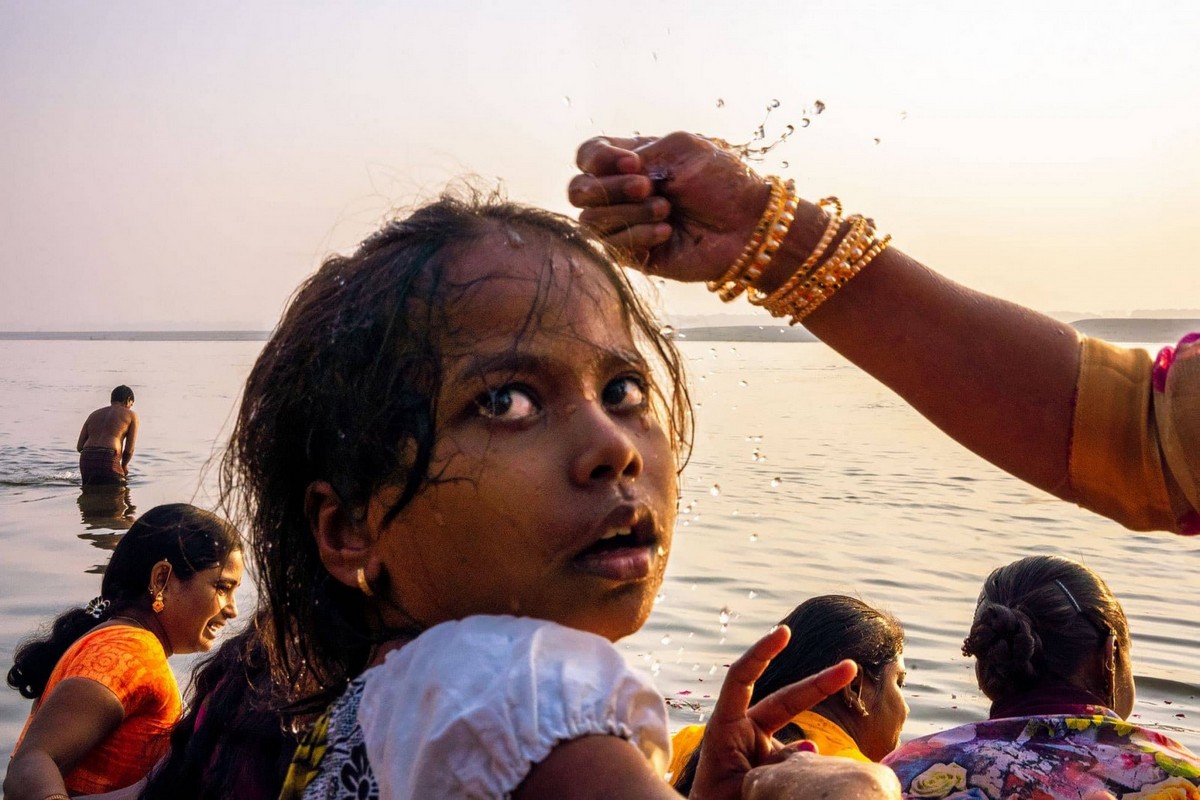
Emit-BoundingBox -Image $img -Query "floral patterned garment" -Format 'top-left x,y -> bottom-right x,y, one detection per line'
286,677 -> 379,800
883,708 -> 1200,799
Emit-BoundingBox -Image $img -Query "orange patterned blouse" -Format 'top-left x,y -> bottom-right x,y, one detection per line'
13,624 -> 181,794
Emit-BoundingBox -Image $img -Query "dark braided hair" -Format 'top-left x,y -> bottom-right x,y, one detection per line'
962,555 -> 1128,702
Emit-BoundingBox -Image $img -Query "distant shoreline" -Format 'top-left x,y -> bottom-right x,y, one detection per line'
1,318 -> 1196,344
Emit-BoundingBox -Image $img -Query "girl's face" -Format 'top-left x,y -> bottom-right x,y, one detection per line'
369,232 -> 678,642
158,550 -> 243,655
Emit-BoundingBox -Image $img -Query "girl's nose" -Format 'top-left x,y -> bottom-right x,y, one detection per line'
225,594 -> 239,619
569,404 -> 644,486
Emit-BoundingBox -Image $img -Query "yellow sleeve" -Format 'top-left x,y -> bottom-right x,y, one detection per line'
1069,336 -> 1195,533
667,724 -> 706,783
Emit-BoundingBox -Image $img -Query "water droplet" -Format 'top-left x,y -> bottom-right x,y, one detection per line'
899,110 -> 908,120
769,98 -> 780,109
782,124 -> 795,138
738,380 -> 748,387
754,125 -> 766,141
661,634 -> 672,646
660,324 -> 676,337
749,532 -> 759,542
656,545 -> 667,557
563,96 -> 571,107
652,51 -> 658,62
781,161 -> 789,169
718,606 -> 731,625
873,137 -> 882,145
655,591 -> 666,604
770,477 -> 782,487
651,658 -> 661,675
710,483 -> 721,496
716,98 -> 725,108
813,99 -> 826,114
747,590 -> 757,599
800,117 -> 811,128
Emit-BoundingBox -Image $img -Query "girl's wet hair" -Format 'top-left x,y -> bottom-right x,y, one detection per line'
139,615 -> 298,800
673,595 -> 903,793
6,503 -> 241,699
220,188 -> 692,708
962,555 -> 1129,702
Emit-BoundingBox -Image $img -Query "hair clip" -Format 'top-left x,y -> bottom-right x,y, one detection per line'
85,596 -> 111,619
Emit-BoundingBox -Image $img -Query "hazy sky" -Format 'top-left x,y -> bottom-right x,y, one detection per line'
3,0 -> 1198,330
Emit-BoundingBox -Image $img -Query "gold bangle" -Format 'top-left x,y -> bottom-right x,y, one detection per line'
737,179 -> 799,292
792,233 -> 891,323
765,215 -> 872,318
707,176 -> 786,302
748,196 -> 842,307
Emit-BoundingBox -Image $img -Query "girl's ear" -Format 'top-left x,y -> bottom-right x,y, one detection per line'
305,480 -> 377,590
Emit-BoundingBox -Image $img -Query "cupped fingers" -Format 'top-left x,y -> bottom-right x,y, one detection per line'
577,192 -> 669,231
575,135 -> 659,175
746,660 -> 858,735
568,172 -> 657,210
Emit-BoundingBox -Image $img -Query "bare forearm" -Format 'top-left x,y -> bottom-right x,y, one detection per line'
3,751 -> 69,800
764,206 -> 1081,498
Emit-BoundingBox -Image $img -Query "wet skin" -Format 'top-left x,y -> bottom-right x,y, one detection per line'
367,231 -> 678,642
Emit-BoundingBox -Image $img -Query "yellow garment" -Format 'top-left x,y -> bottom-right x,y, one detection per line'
668,709 -> 868,782
1070,336 -> 1200,533
277,707 -> 330,800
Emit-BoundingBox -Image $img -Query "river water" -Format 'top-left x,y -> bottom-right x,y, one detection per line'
1,336 -> 1196,757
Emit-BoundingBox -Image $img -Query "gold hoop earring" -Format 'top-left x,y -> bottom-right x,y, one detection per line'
151,590 -> 165,613
356,568 -> 375,598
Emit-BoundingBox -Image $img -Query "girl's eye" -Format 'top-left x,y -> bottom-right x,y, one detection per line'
474,385 -> 539,421
601,375 -> 648,411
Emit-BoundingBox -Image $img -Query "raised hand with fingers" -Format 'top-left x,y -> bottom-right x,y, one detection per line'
688,625 -> 896,800
569,133 -> 782,282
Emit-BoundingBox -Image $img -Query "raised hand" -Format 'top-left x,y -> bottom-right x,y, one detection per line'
569,133 -> 770,283
688,625 -> 867,800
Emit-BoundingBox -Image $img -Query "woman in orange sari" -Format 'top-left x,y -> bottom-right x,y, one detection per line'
4,503 -> 243,799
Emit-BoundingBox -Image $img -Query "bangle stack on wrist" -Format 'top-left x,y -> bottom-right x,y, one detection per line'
707,177 -> 798,302
709,177 -> 891,325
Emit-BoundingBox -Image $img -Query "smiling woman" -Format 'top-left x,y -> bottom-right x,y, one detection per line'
3,503 -> 242,799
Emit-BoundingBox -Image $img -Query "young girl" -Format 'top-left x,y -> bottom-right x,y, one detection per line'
5,503 -> 242,799
219,192 -> 897,798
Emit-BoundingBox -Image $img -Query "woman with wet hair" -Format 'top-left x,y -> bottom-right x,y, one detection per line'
882,556 -> 1200,798
5,503 -> 243,799
671,595 -> 908,795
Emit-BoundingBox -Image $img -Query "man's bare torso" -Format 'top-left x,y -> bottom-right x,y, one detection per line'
78,405 -> 136,455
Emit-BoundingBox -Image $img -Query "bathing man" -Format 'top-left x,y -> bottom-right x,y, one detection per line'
76,385 -> 139,485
